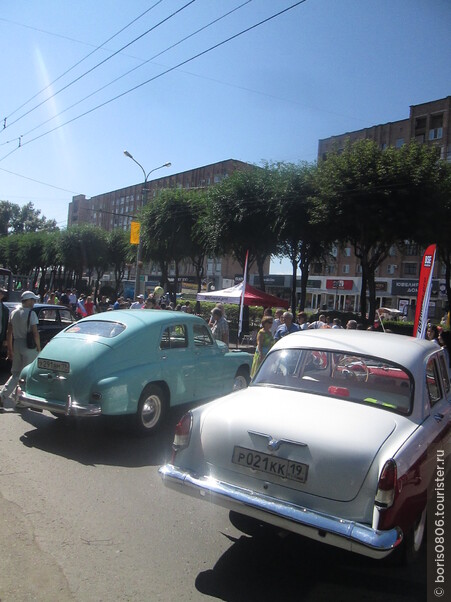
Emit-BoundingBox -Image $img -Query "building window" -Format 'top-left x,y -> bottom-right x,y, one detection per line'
389,245 -> 397,257
403,263 -> 417,276
395,138 -> 404,148
344,247 -> 351,257
429,127 -> 443,141
312,263 -> 322,274
381,143 -> 387,150
342,264 -> 350,274
404,243 -> 419,256
325,264 -> 336,275
387,264 -> 397,275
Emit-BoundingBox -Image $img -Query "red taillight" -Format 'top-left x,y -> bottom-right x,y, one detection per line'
171,412 -> 192,462
375,459 -> 397,508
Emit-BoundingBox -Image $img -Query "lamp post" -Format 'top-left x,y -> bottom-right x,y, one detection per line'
123,151 -> 171,298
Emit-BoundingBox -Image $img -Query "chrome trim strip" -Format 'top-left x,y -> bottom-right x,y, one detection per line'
159,464 -> 403,559
16,387 -> 102,417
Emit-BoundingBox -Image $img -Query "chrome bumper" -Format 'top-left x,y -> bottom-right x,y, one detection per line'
16,387 -> 102,417
159,464 -> 403,559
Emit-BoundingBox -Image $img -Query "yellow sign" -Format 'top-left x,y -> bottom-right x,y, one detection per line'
130,221 -> 140,245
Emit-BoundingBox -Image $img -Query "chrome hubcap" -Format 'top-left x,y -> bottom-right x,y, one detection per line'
233,375 -> 247,391
141,394 -> 162,429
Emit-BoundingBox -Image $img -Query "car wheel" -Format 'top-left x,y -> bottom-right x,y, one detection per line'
386,507 -> 426,566
405,507 -> 427,563
233,368 -> 250,391
135,384 -> 167,435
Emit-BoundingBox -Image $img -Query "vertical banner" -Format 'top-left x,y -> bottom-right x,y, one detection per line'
413,244 -> 437,338
130,221 -> 140,245
238,250 -> 249,342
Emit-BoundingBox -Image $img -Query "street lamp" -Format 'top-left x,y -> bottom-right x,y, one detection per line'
123,151 -> 171,297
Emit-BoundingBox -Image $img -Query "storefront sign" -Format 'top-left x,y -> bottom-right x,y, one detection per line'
391,279 -> 439,296
326,279 -> 353,290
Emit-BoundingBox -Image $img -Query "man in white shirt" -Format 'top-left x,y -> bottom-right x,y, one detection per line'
1,291 -> 41,408
130,294 -> 145,309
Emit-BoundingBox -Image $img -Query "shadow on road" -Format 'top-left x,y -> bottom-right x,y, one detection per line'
195,530 -> 426,602
16,406 -> 190,468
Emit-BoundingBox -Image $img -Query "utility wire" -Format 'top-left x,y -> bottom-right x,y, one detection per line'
19,0 -> 253,139
0,166 -> 81,194
2,1 -> 165,122
0,0 -> 307,163
2,0 -> 196,132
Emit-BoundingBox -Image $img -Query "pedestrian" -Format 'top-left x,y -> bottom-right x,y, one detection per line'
308,314 -> 327,329
271,308 -> 284,336
250,316 -> 274,378
297,311 -> 309,330
426,324 -> 440,345
210,307 -> 229,347
84,295 -> 96,315
332,318 -> 343,329
97,296 -> 110,312
274,311 -> 299,341
0,291 -> 41,409
0,288 -> 10,353
130,294 -> 145,309
143,296 -> 158,309
346,319 -> 358,330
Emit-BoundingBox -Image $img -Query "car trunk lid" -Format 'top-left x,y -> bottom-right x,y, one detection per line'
199,386 -> 402,502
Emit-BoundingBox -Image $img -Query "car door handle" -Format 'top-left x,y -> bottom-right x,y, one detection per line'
434,413 -> 444,422
161,355 -> 167,360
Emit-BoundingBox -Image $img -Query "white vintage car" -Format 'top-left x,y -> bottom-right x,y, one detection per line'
160,330 -> 451,562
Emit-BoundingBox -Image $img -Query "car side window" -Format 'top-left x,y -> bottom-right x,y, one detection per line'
426,358 -> 442,407
193,324 -> 214,347
160,325 -> 188,350
59,309 -> 75,325
39,309 -> 57,323
438,354 -> 450,395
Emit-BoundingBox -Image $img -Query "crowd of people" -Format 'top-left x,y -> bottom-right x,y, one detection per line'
1,283 -> 450,410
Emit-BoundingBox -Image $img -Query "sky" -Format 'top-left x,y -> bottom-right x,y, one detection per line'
0,0 -> 450,273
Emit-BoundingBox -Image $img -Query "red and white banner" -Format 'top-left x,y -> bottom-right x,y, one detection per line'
413,244 -> 436,338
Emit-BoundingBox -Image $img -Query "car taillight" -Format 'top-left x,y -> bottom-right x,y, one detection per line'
171,412 -> 192,463
375,459 -> 397,508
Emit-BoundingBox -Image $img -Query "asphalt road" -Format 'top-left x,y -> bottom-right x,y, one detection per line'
0,368 -> 426,602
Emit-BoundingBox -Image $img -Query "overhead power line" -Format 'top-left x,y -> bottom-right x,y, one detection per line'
2,0 -> 196,132
0,166 -> 81,194
0,0 -> 307,163
2,0 -> 165,122
19,0 -> 252,139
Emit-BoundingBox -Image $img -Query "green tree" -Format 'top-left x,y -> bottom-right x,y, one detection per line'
271,162 -> 330,311
107,229 -> 133,296
0,200 -> 57,234
141,189 -> 194,302
207,166 -> 278,290
315,140 -> 443,323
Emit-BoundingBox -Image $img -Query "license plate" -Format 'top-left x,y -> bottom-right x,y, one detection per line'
232,446 -> 308,483
38,358 -> 70,373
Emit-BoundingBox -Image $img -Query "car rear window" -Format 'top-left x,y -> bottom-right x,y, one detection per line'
253,348 -> 413,415
65,320 -> 125,338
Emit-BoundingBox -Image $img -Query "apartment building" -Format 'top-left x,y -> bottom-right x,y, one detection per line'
318,96 -> 451,161
67,158 -> 266,289
299,96 -> 451,318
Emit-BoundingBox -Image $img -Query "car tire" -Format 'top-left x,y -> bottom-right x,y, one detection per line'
386,507 -> 426,566
134,384 -> 167,435
233,368 -> 250,391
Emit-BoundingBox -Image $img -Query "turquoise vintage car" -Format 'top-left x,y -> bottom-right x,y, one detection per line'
16,310 -> 252,434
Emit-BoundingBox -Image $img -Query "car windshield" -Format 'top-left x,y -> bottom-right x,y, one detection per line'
253,348 -> 413,415
65,320 -> 126,338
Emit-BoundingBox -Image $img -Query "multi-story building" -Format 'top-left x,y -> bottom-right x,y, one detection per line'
318,96 -> 451,161
251,97 -> 450,317
68,159 -> 269,290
